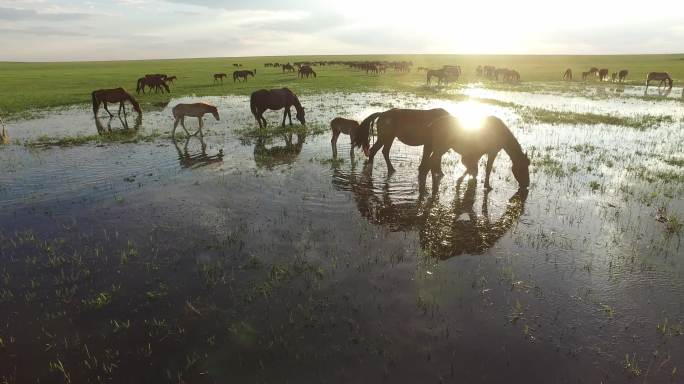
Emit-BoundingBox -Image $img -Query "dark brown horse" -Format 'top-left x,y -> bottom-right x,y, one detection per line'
354,108 -> 451,174
427,115 -> 530,189
598,68 -> 609,81
298,66 -> 317,79
282,63 -> 295,73
330,117 -> 369,159
213,73 -> 227,83
563,68 -> 572,81
645,72 -> 672,91
136,76 -> 169,93
233,70 -> 255,82
250,88 -> 306,128
92,88 -> 142,118
618,69 -> 628,82
426,69 -> 449,86
166,75 -> 177,83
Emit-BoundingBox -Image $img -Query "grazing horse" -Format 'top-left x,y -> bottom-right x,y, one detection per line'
330,117 -> 369,159
0,117 -> 7,144
427,115 -> 530,190
136,76 -> 169,93
166,76 -> 177,83
92,88 -> 141,118
598,68 -> 609,82
426,69 -> 448,86
645,72 -> 673,91
171,102 -> 220,136
563,68 -> 572,81
588,67 -> 599,78
618,69 -> 628,82
282,63 -> 296,73
250,88 -> 306,128
354,108 -> 451,174
298,66 -> 317,79
213,73 -> 227,83
233,70 -> 255,82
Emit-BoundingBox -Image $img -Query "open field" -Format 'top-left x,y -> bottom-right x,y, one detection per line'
1,54 -> 683,116
1,55 -> 683,382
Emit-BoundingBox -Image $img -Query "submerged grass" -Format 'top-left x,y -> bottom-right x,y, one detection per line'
24,129 -> 164,147
519,108 -> 675,129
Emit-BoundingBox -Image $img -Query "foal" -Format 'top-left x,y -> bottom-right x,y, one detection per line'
330,117 -> 369,159
172,102 -> 220,136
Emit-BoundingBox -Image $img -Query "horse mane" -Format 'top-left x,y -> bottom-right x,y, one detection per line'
354,112 -> 384,148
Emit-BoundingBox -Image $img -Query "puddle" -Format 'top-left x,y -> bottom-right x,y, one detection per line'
0,91 -> 683,383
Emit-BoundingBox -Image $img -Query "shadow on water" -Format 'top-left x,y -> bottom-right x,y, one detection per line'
173,130 -> 224,169
253,132 -> 306,169
333,165 -> 528,260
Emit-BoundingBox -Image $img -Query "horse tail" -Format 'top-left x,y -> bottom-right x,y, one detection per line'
91,91 -> 99,116
353,112 -> 383,149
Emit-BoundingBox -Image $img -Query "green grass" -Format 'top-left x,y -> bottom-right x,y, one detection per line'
1,54 -> 683,117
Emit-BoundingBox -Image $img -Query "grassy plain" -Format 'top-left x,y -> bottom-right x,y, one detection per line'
1,54 -> 683,116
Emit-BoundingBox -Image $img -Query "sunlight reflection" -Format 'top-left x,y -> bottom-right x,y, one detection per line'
451,100 -> 489,130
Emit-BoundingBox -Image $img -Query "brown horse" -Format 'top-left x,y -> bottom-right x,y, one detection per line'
250,88 -> 306,128
213,73 -> 227,83
563,68 -> 572,81
645,72 -> 672,91
136,76 -> 169,93
282,63 -> 295,73
172,102 -> 220,136
618,69 -> 628,82
233,70 -> 255,82
581,71 -> 590,81
354,108 -> 451,174
588,67 -> 599,78
166,76 -> 177,83
330,117 -> 369,159
426,115 -> 530,190
426,69 -> 449,86
298,66 -> 317,78
92,88 -> 141,118
611,72 -> 617,82
598,68 -> 609,81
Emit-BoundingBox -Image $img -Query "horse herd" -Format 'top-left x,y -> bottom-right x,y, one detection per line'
564,67 -> 674,90
476,66 -> 521,83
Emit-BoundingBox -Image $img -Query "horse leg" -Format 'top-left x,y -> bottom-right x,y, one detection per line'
368,139 -> 383,163
281,108 -> 288,126
173,118 -> 181,137
484,151 -> 498,190
381,139 -> 395,174
418,144 -> 433,175
196,117 -> 203,136
103,102 -> 113,117
181,117 -> 190,135
288,108 -> 293,125
331,129 -> 340,158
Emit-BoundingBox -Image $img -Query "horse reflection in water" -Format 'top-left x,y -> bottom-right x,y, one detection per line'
94,114 -> 142,134
332,167 -> 528,260
253,132 -> 306,169
173,130 -> 223,169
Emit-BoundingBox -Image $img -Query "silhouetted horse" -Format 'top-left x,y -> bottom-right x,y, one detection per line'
645,72 -> 672,91
355,108 -> 451,174
250,88 -> 306,128
282,63 -> 295,73
563,68 -> 572,81
136,76 -> 169,93
92,88 -> 142,118
618,69 -> 628,82
427,115 -> 530,189
330,117 -> 369,159
233,70 -> 255,82
426,69 -> 448,86
172,102 -> 220,136
213,73 -> 227,83
166,76 -> 177,83
598,68 -> 609,81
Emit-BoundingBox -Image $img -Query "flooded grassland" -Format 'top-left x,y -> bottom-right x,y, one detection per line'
0,86 -> 683,383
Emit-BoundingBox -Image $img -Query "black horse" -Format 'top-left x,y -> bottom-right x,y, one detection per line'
250,88 -> 306,128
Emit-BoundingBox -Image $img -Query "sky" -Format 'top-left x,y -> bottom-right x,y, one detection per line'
1,0 -> 683,61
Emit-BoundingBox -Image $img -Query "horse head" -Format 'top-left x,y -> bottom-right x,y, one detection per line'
212,106 -> 220,121
512,152 -> 531,190
296,107 -> 306,125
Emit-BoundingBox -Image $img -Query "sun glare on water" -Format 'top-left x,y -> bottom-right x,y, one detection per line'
451,101 -> 490,131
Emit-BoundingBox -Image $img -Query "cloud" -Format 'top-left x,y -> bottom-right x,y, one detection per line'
0,6 -> 93,20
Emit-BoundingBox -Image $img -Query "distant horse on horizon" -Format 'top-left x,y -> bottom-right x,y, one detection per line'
298,66 -> 317,79
563,68 -> 572,81
233,70 -> 255,82
598,68 -> 609,82
618,69 -> 628,82
213,73 -> 227,83
92,88 -> 141,118
250,88 -> 306,128
282,63 -> 296,73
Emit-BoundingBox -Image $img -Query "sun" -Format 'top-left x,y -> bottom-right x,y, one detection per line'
451,101 -> 490,130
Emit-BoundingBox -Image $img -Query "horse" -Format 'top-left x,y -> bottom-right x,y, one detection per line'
426,115 -> 530,190
282,63 -> 295,73
233,70 -> 255,82
136,76 -> 169,93
598,68 -> 609,82
330,117 -> 370,159
0,116 -> 8,144
354,108 -> 451,174
298,66 -> 317,79
213,73 -> 227,83
581,71 -> 590,81
588,67 -> 599,78
250,88 -> 306,129
165,76 -> 177,83
426,69 -> 448,86
646,72 -> 673,91
618,69 -> 628,82
92,88 -> 142,118
563,68 -> 572,81
171,102 -> 220,137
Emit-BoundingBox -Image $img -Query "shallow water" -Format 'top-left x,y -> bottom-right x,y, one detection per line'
0,91 -> 683,383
